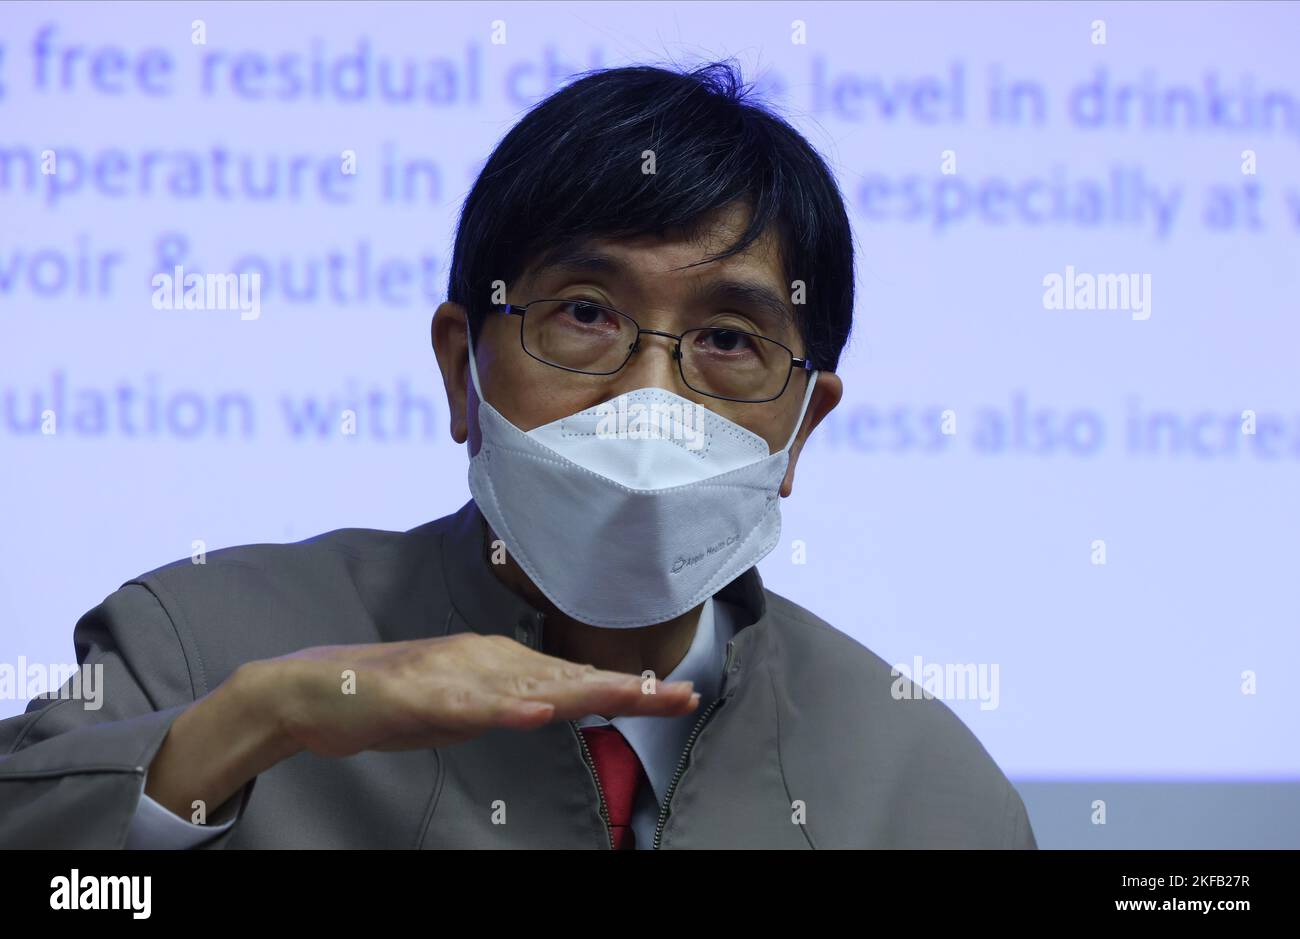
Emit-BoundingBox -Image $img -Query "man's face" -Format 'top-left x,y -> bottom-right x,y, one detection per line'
434,202 -> 842,497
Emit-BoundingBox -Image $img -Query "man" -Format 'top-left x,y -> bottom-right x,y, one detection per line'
0,62 -> 1036,849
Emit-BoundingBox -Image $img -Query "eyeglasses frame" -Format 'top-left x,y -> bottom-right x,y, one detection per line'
492,299 -> 814,404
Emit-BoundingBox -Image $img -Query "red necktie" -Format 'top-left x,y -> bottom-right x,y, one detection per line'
580,724 -> 648,850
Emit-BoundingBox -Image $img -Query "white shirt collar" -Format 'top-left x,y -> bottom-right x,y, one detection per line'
575,594 -> 738,806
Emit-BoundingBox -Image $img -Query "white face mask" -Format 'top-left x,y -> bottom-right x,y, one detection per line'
465,329 -> 820,629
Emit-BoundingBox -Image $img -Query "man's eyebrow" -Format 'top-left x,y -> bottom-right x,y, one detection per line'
525,244 -> 795,332
690,279 -> 795,332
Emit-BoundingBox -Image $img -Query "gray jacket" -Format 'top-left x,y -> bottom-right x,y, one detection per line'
0,499 -> 1036,848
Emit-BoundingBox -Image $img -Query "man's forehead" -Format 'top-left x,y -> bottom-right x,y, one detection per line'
522,222 -> 783,286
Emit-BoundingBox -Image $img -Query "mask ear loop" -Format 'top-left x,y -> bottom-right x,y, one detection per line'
465,321 -> 486,401
781,370 -> 820,453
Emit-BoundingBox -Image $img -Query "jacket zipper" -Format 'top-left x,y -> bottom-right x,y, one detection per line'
571,721 -> 614,849
652,639 -> 737,850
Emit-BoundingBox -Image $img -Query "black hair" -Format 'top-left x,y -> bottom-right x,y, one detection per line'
446,60 -> 855,371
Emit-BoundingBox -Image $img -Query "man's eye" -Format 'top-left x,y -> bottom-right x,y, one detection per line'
702,328 -> 755,354
561,301 -> 611,326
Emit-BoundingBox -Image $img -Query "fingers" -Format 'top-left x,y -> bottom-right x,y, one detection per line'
426,674 -> 699,733
374,691 -> 557,749
492,673 -> 701,722
475,636 -> 703,710
478,637 -> 702,702
474,635 -> 634,684
291,634 -> 708,759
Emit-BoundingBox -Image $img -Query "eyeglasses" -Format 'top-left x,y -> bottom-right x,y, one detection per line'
492,298 -> 813,404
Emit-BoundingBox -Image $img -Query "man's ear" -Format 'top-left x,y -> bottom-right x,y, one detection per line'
432,301 -> 471,444
779,371 -> 843,498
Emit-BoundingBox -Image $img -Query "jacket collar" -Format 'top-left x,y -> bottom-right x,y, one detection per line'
439,498 -> 547,643
438,498 -> 771,691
